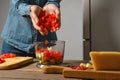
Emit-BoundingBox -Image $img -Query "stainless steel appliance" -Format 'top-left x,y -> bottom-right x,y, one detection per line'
84,0 -> 120,60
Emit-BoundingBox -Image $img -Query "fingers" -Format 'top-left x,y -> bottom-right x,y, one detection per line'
55,8 -> 60,19
32,13 -> 39,25
30,4 -> 61,35
31,17 -> 45,35
55,8 -> 61,29
30,13 -> 40,30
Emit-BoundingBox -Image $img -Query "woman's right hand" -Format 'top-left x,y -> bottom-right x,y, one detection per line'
30,5 -> 44,35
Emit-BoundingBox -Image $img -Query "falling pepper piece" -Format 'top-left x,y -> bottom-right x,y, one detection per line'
45,40 -> 49,45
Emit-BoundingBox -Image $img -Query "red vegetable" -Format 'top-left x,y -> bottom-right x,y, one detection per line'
70,65 -> 88,70
0,58 -> 5,63
36,48 -> 63,64
38,10 -> 59,35
0,53 -> 16,64
45,40 -> 49,45
0,53 -> 16,59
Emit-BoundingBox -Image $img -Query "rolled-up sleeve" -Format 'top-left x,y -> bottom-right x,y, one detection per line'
46,0 -> 61,8
12,0 -> 31,15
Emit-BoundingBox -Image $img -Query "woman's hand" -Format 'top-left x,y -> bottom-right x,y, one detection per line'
43,4 -> 61,30
30,5 -> 44,35
30,4 -> 61,35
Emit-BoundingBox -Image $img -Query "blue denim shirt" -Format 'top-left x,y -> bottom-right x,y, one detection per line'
1,0 -> 61,54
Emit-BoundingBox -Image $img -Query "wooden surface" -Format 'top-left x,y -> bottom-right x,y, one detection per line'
1,59 -> 120,80
63,68 -> 120,79
38,63 -> 120,79
0,57 -> 33,70
0,60 -> 86,80
42,65 -> 65,74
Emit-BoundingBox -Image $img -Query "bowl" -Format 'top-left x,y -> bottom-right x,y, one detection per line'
35,40 -> 65,65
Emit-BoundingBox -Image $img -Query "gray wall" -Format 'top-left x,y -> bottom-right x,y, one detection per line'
0,0 -> 84,60
57,0 -> 84,60
0,0 -> 10,49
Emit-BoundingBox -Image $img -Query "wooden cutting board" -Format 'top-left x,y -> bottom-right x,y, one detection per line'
40,65 -> 120,79
0,57 -> 33,70
41,65 -> 68,74
63,68 -> 120,79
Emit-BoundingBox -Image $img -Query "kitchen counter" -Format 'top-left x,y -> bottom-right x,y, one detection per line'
0,60 -> 89,80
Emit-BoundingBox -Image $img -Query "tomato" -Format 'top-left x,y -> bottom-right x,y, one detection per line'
70,65 -> 88,70
0,53 -> 16,64
0,58 -> 5,63
38,10 -> 59,35
36,48 -> 63,64
70,65 -> 78,69
45,40 -> 49,45
0,53 -> 16,59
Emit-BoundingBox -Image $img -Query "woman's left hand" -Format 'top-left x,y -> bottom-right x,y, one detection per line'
43,4 -> 61,30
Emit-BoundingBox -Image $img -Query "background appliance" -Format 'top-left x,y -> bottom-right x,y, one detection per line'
84,0 -> 120,60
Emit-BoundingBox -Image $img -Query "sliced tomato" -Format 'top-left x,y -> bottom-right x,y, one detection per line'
38,10 -> 59,35
0,53 -> 16,59
70,65 -> 88,70
0,53 -> 16,64
45,40 -> 49,45
0,58 -> 5,63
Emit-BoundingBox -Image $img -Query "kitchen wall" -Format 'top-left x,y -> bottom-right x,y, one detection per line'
57,0 -> 84,60
0,0 -> 10,50
0,0 -> 84,60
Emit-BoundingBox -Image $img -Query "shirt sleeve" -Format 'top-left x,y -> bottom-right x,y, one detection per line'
46,0 -> 61,8
13,0 -> 31,16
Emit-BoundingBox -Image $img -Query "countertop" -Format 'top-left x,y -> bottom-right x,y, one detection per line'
0,60 -> 89,80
